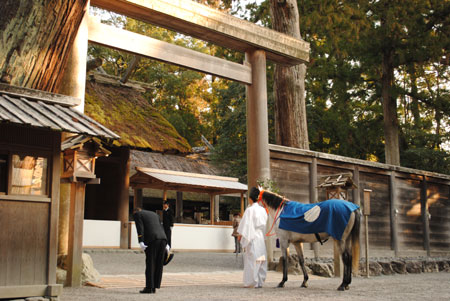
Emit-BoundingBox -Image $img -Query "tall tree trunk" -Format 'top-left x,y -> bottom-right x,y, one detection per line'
0,0 -> 88,92
269,0 -> 309,149
382,49 -> 400,165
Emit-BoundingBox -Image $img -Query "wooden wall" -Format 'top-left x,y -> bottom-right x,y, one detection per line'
0,124 -> 62,299
270,144 -> 450,257
0,201 -> 49,286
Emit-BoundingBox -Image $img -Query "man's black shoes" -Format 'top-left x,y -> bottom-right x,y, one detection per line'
164,252 -> 174,265
140,287 -> 155,294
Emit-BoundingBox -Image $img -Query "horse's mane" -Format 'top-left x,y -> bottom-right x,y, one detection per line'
262,190 -> 285,210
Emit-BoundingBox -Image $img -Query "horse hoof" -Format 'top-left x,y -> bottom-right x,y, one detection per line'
277,283 -> 285,288
301,283 -> 308,288
337,286 -> 345,291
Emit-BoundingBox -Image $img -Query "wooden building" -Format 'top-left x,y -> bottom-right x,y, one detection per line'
0,84 -> 118,299
270,144 -> 450,257
81,73 -> 248,248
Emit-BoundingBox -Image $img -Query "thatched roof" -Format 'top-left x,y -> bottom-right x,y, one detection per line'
130,149 -> 218,177
84,73 -> 191,153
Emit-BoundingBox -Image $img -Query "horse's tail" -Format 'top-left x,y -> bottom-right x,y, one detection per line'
351,209 -> 361,275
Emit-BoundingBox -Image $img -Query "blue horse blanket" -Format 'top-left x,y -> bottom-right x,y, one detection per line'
279,199 -> 359,240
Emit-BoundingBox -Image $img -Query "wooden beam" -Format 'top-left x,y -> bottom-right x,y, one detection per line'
309,157 -> 319,259
421,176 -> 430,256
118,148 -> 130,249
389,171 -> 399,256
66,182 -> 86,287
90,0 -> 309,65
246,50 -> 270,188
87,17 -> 252,84
210,194 -> 214,225
48,132 -> 61,284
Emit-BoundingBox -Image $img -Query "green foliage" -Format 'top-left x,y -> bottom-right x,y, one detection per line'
209,81 -> 248,182
401,148 -> 450,175
88,1 -> 450,176
256,178 -> 280,194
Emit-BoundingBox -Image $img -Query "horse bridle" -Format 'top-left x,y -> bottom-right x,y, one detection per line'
257,190 -> 285,237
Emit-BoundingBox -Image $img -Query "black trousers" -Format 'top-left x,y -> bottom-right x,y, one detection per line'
145,239 -> 167,290
164,227 -> 172,247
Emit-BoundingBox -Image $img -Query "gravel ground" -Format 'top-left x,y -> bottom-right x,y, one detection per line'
59,250 -> 450,301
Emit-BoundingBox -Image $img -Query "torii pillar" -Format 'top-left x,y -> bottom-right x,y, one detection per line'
246,50 -> 270,188
246,50 -> 272,262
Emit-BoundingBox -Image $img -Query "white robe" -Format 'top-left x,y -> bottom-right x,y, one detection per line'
237,202 -> 268,287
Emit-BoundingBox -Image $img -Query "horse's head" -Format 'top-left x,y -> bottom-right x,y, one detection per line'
249,186 -> 285,211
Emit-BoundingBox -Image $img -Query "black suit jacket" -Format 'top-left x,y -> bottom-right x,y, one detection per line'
133,210 -> 167,245
162,208 -> 174,230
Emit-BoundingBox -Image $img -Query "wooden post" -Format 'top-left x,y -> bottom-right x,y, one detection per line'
118,148 -> 130,249
309,157 -> 319,259
176,191 -> 183,222
66,181 -> 86,287
58,183 -> 71,255
245,49 -> 272,263
363,189 -> 372,278
333,188 -> 345,277
352,166 -> 361,275
240,193 -> 244,216
245,50 -> 270,188
214,195 -> 220,222
133,188 -> 143,209
210,194 -> 215,225
57,0 -> 89,256
48,132 -> 62,284
421,176 -> 431,256
390,171 -> 399,256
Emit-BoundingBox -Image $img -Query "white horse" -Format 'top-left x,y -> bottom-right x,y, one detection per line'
250,187 -> 361,291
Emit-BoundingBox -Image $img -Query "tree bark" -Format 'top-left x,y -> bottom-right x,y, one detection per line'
0,0 -> 88,92
382,49 -> 400,165
269,0 -> 309,149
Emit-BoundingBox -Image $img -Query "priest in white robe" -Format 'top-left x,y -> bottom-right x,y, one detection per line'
237,189 -> 268,288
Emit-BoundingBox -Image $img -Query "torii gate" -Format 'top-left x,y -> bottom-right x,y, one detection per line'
59,0 -> 309,284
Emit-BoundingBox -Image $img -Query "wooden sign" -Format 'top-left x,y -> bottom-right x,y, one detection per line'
363,189 -> 372,215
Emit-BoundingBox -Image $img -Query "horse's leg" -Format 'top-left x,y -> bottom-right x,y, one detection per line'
278,240 -> 290,288
337,215 -> 356,291
293,242 -> 308,288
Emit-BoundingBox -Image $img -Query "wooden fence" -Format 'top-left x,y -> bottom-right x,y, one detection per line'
269,144 -> 450,257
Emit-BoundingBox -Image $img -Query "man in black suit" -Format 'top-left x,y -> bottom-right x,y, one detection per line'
162,201 -> 174,247
133,207 -> 173,294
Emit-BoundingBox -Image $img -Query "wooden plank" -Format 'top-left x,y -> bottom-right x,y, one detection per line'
0,83 -> 80,107
269,144 -> 450,181
40,102 -> 97,136
0,194 -> 51,202
90,0 -> 309,65
0,202 -> 10,285
48,133 -> 61,284
0,95 -> 42,126
0,285 -> 48,299
87,18 -> 252,85
428,183 -> 450,250
13,97 -> 60,130
20,202 -> 37,285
